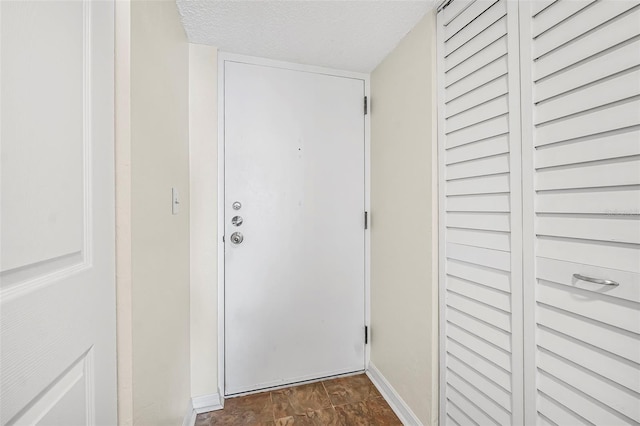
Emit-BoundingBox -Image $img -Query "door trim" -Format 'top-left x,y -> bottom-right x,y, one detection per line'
217,52 -> 371,399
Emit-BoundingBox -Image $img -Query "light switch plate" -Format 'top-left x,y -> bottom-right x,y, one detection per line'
172,187 -> 180,215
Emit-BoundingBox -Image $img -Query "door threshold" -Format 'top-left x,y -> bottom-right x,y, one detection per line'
224,369 -> 365,399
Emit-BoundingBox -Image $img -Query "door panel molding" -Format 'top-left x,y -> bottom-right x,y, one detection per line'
1,0 -> 94,301
8,348 -> 95,426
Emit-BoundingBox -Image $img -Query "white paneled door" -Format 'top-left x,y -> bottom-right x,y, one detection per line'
438,1 -> 640,425
1,1 -> 117,425
223,59 -> 366,395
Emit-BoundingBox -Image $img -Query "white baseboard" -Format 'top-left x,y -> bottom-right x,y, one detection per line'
183,392 -> 223,426
182,399 -> 196,426
192,392 -> 224,414
367,363 -> 424,426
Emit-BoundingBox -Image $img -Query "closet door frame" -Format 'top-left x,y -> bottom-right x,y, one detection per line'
436,1 -> 525,423
517,3 -> 537,425
436,6 -> 447,421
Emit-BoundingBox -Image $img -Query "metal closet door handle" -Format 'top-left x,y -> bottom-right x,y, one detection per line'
573,273 -> 619,286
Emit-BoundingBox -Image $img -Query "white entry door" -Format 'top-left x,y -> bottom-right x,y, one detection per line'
224,59 -> 366,395
1,1 -> 117,425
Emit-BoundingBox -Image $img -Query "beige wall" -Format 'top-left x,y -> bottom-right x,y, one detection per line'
116,0 -> 192,424
189,43 -> 219,399
115,0 -> 133,423
370,10 -> 439,426
117,8 -> 437,422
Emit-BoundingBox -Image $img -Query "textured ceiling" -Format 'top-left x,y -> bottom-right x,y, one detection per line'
176,1 -> 435,73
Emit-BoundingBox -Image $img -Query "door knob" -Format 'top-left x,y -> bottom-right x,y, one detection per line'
230,232 -> 243,244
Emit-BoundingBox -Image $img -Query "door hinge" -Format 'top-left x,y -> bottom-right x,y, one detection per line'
364,96 -> 368,115
364,211 -> 369,230
365,326 -> 369,344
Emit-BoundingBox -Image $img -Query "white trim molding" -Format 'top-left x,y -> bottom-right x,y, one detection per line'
183,393 -> 223,426
192,393 -> 223,414
182,399 -> 196,426
366,363 -> 424,426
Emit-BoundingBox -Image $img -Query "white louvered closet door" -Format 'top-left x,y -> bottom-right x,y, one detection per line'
437,1 -> 524,425
519,2 -> 640,425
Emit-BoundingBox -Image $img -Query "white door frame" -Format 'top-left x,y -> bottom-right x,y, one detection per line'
217,52 -> 371,399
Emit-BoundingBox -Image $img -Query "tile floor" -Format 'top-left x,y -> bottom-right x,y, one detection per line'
195,374 -> 402,425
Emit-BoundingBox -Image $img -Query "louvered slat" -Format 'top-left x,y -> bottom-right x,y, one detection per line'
536,187 -> 640,215
443,0 -> 474,27
538,350 -> 640,423
446,173 -> 510,196
535,69 -> 640,125
447,338 -> 512,390
537,214 -> 640,245
446,211 -> 510,232
535,156 -> 640,191
447,257 -> 511,291
537,280 -> 640,333
446,275 -> 511,310
537,237 -> 640,273
446,95 -> 509,133
534,8 -> 640,81
447,291 -> 512,332
534,39 -> 640,103
537,327 -> 640,393
446,243 -> 511,271
537,391 -> 591,426
447,355 -> 512,411
446,17 -> 508,71
535,99 -> 640,147
446,228 -> 510,251
531,1 -> 555,18
447,387 -> 493,426
537,303 -> 640,364
534,2 -> 638,59
535,128 -> 640,168
537,372 -> 628,426
446,37 -> 508,86
446,153 -> 509,179
532,0 -> 595,37
447,369 -> 512,425
447,309 -> 512,353
446,0 -> 506,56
447,73 -> 508,114
446,114 -> 509,148
446,134 -> 509,164
447,193 -> 510,212
445,0 -> 499,41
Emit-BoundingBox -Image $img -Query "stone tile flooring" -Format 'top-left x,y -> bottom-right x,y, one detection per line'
195,374 -> 402,425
